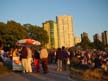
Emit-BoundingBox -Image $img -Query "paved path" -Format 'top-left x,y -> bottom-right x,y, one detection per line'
0,64 -> 85,81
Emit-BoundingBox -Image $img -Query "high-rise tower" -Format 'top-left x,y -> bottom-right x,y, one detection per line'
102,31 -> 108,46
93,33 -> 102,42
56,16 -> 74,48
43,20 -> 58,49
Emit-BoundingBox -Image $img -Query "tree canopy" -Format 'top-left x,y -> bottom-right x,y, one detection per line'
81,35 -> 92,49
93,38 -> 105,50
0,20 -> 48,49
0,21 -> 27,49
24,24 -> 49,46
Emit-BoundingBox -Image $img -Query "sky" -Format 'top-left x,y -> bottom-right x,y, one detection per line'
0,0 -> 108,41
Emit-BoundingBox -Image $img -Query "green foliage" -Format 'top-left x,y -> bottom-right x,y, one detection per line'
37,28 -> 49,45
93,39 -> 105,50
0,20 -> 27,48
0,21 -> 49,49
81,36 -> 92,49
24,24 -> 49,46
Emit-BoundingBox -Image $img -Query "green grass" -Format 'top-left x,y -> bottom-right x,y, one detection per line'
70,64 -> 108,81
0,62 -> 11,76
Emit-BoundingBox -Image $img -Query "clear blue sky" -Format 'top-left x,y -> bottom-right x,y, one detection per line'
0,0 -> 108,41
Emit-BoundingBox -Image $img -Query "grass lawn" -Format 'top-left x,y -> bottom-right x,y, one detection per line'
0,62 -> 11,76
70,64 -> 108,81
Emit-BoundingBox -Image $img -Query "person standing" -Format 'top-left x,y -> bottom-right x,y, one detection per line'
0,48 -> 5,62
20,46 -> 28,73
26,47 -> 33,73
61,46 -> 68,71
40,46 -> 48,74
33,48 -> 40,73
56,48 -> 63,71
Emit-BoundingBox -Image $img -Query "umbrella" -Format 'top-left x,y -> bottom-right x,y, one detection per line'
16,38 -> 41,46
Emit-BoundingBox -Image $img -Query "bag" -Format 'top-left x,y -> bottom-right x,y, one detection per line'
67,58 -> 70,64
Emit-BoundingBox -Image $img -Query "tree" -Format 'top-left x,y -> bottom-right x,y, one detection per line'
0,20 -> 27,49
0,20 -> 49,49
7,20 -> 27,39
81,35 -> 92,49
93,39 -> 105,50
24,24 -> 49,46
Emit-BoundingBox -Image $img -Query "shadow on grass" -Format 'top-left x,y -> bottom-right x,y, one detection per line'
0,62 -> 10,76
70,63 -> 108,81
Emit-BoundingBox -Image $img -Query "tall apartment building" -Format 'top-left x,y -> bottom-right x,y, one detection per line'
81,32 -> 88,38
81,32 -> 88,40
93,33 -> 102,42
102,31 -> 108,46
74,37 -> 81,45
43,20 -> 58,49
56,16 -> 75,48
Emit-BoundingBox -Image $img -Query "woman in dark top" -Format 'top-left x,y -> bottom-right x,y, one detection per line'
20,46 -> 28,73
33,49 -> 40,73
56,48 -> 63,71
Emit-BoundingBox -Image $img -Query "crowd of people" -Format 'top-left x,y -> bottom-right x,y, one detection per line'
0,46 -> 49,74
69,48 -> 108,72
0,45 -> 108,74
48,47 -> 108,72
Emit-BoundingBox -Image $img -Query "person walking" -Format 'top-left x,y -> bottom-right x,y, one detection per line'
40,46 -> 48,74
